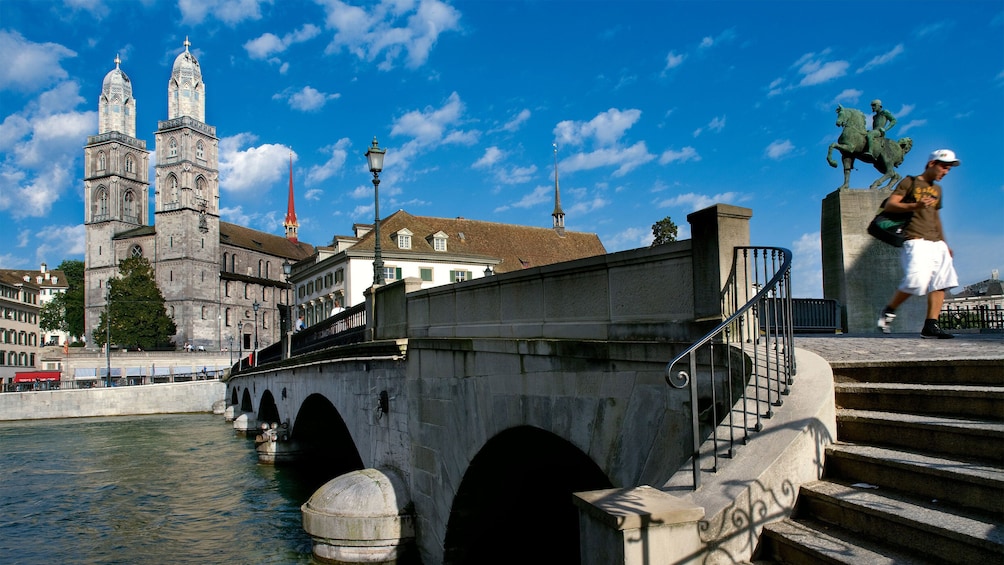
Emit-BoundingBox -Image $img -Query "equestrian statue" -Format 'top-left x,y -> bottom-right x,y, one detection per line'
826,104 -> 912,190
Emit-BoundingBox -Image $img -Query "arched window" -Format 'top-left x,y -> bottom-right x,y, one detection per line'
168,175 -> 180,202
124,154 -> 135,174
196,140 -> 205,160
8,352 -> 16,365
225,308 -> 231,326
168,137 -> 178,158
195,176 -> 206,202
95,186 -> 108,218
19,352 -> 27,366
123,190 -> 136,221
222,252 -> 229,272
258,259 -> 263,278
97,151 -> 107,171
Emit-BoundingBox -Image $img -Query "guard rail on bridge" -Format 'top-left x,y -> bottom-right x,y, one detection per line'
666,246 -> 795,490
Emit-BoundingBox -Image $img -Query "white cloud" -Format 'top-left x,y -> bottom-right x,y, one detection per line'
602,226 -> 649,252
34,224 -> 86,264
508,185 -> 551,209
278,86 -> 340,111
562,141 -> 655,177
318,0 -> 461,69
554,108 -> 642,148
857,44 -> 904,74
218,133 -> 293,194
708,115 -> 726,133
765,139 -> 794,160
244,24 -> 321,59
834,89 -> 862,105
898,119 -> 927,134
894,104 -> 914,119
567,197 -> 609,215
306,138 -> 351,185
0,30 -> 76,92
659,147 -> 700,164
304,189 -> 324,201
791,231 -> 823,298
665,50 -> 686,70
473,146 -> 504,169
179,0 -> 270,26
799,59 -> 848,86
496,109 -> 530,133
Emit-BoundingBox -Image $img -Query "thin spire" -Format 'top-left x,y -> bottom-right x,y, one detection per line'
184,36 -> 191,52
284,151 -> 299,243
114,54 -> 121,68
552,143 -> 565,234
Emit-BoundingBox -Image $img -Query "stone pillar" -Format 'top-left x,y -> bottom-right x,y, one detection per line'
687,204 -> 753,321
821,189 -> 925,333
574,486 -> 706,565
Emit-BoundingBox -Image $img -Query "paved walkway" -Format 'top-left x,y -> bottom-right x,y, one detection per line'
794,331 -> 1004,365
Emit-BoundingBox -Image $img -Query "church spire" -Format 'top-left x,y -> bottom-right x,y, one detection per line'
284,152 -> 299,243
552,143 -> 565,236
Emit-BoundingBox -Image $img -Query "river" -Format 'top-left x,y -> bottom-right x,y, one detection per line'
0,413 -> 323,564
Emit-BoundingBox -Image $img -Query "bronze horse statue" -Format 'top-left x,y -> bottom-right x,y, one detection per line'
826,105 -> 912,190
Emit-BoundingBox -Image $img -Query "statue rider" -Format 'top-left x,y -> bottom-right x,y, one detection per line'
866,99 -> 897,159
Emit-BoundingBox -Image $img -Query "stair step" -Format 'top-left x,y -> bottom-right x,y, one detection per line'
757,517 -> 939,564
834,383 -> 1004,419
831,360 -> 1004,385
796,480 -> 1004,563
824,442 -> 1004,516
836,408 -> 1004,461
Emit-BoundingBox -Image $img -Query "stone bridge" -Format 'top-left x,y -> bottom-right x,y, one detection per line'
225,204 -> 835,565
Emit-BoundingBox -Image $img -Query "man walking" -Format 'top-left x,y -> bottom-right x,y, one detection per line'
877,149 -> 960,338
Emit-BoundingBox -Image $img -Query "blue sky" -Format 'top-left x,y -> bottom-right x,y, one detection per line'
2,0 -> 1002,298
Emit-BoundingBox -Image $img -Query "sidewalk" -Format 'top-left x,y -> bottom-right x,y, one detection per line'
795,331 -> 1004,365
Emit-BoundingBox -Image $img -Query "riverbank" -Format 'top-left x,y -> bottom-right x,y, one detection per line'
0,380 -> 226,421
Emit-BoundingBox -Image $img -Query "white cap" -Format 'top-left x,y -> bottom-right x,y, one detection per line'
929,149 -> 960,166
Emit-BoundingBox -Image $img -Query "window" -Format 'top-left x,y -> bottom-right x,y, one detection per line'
168,137 -> 178,158
97,151 -> 106,171
168,175 -> 180,202
225,308 -> 231,326
420,268 -> 433,282
196,177 -> 206,201
324,273 -> 333,287
196,140 -> 205,160
394,229 -> 413,249
125,154 -> 135,174
225,281 -> 231,297
383,267 -> 401,281
306,281 -> 314,294
314,277 -> 322,290
124,191 -> 136,221
450,270 -> 472,283
96,187 -> 108,217
335,269 -> 344,284
429,231 -> 448,251
130,244 -> 143,257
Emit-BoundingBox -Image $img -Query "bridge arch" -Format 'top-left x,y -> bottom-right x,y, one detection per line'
443,425 -> 613,564
292,393 -> 365,483
257,390 -> 280,426
240,388 -> 253,413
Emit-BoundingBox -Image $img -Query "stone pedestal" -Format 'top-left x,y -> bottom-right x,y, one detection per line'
821,189 -> 926,333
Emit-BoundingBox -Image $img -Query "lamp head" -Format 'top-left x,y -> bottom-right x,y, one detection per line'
365,137 -> 386,173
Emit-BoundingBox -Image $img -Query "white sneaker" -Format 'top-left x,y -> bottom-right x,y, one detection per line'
877,311 -> 896,334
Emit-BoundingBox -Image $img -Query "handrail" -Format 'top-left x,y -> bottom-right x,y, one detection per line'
665,246 -> 795,490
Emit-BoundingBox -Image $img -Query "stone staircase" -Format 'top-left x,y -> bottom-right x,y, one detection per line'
753,360 -> 1004,564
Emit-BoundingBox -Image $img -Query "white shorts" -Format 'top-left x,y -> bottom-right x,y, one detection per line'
898,239 -> 959,296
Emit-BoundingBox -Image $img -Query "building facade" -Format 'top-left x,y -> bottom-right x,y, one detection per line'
84,42 -> 313,354
0,272 -> 41,386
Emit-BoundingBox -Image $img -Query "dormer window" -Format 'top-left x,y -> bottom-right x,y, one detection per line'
428,231 -> 448,252
393,228 -> 413,250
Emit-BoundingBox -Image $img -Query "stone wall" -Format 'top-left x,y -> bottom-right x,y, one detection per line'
0,380 -> 225,421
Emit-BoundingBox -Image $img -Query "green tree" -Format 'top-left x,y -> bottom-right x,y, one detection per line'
57,259 -> 85,340
95,256 -> 176,350
651,216 -> 678,246
40,293 -> 69,335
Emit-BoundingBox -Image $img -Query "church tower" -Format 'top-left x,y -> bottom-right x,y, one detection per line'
284,153 -> 300,243
153,38 -> 220,346
83,55 -> 151,342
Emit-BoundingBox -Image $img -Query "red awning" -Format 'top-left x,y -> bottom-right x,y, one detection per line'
13,371 -> 61,383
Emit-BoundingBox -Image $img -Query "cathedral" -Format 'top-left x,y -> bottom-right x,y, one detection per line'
83,40 -> 313,352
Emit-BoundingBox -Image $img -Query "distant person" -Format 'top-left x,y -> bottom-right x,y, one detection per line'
331,301 -> 345,316
295,316 -> 305,332
877,149 -> 960,339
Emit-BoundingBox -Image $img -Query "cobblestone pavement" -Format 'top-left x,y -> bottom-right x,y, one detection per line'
794,331 -> 1004,365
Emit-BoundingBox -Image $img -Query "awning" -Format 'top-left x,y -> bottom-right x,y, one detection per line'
13,371 -> 62,383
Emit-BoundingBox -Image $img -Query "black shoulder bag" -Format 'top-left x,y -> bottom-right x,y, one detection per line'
867,178 -> 914,247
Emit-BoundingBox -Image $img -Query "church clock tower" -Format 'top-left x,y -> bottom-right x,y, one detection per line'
153,38 -> 221,346
83,55 -> 150,343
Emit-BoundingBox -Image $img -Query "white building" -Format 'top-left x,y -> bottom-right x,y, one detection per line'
0,271 -> 41,386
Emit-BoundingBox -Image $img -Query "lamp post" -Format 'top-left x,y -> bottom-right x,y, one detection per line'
238,321 -> 244,367
282,259 -> 293,360
365,137 -> 387,285
228,335 -> 234,366
105,289 -> 111,388
252,300 -> 261,367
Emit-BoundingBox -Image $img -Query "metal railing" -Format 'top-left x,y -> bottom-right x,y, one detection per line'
940,304 -> 1004,331
237,303 -> 367,371
665,246 -> 795,490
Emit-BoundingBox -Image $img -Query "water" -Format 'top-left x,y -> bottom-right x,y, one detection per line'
0,413 -> 322,564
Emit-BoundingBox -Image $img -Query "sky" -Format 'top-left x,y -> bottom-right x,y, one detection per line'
1,0 -> 1002,298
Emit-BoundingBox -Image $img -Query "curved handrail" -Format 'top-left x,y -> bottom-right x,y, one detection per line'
664,246 -> 794,490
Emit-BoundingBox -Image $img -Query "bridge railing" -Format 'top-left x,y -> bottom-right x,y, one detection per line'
237,303 -> 368,371
665,246 -> 795,490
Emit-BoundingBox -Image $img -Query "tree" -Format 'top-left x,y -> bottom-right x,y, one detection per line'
40,293 -> 69,335
57,259 -> 85,340
651,216 -> 678,246
94,256 -> 176,350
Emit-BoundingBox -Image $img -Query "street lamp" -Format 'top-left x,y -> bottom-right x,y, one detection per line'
484,265 -> 494,277
282,259 -> 293,360
365,137 -> 386,285
228,335 -> 234,366
105,289 -> 111,388
238,321 -> 244,367
252,300 -> 261,366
